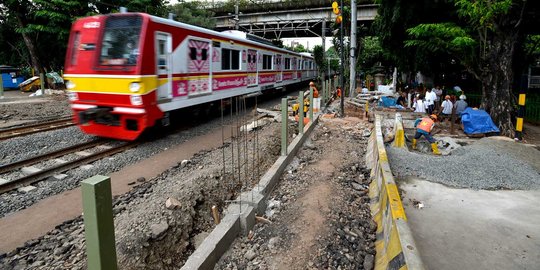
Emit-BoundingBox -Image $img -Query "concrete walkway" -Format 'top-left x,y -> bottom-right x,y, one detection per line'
399,178 -> 540,270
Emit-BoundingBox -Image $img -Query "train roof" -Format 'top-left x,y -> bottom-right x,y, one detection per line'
104,12 -> 315,59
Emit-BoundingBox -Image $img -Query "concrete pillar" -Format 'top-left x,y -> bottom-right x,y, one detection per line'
281,98 -> 288,155
298,91 -> 304,134
82,175 -> 118,270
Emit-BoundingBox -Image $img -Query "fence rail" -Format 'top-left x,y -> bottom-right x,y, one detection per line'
464,94 -> 540,123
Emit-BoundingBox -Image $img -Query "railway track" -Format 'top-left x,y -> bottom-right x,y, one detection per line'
0,140 -> 139,194
0,117 -> 75,140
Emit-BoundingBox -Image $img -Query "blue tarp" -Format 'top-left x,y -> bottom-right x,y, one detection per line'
378,96 -> 397,107
461,108 -> 500,135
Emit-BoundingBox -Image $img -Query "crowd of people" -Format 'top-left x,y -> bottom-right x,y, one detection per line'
395,84 -> 469,123
394,84 -> 470,155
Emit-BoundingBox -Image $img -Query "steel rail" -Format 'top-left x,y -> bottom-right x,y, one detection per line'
0,139 -> 105,174
0,142 -> 139,194
0,118 -> 75,140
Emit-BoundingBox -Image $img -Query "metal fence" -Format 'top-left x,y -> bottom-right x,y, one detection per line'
465,93 -> 540,123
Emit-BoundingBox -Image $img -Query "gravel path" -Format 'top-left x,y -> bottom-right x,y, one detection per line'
387,138 -> 540,190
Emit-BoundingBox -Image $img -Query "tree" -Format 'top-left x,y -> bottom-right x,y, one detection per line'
376,0 -> 540,137
357,36 -> 387,74
312,45 -> 325,70
168,1 -> 215,29
404,0 -> 540,137
0,0 -> 168,73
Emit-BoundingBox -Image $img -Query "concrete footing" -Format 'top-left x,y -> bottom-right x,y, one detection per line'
180,112 -> 321,270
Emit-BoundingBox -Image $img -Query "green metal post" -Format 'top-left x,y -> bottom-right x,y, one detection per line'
40,73 -> 45,94
0,75 -> 4,99
298,91 -> 304,134
281,98 -> 288,155
82,175 -> 118,270
321,80 -> 326,104
309,86 -> 314,121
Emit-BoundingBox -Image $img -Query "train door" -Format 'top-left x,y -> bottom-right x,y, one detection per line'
292,57 -> 297,80
247,49 -> 257,86
187,38 -> 212,96
276,54 -> 282,82
156,32 -> 172,101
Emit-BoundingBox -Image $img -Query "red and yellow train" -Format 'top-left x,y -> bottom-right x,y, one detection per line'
64,12 -> 317,140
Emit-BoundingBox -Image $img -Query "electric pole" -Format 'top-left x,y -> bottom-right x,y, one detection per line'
350,0 -> 357,98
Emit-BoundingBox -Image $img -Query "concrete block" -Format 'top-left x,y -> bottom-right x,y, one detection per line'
181,213 -> 240,270
235,190 -> 266,216
0,178 -> 8,185
224,203 -> 256,235
80,165 -> 94,170
75,151 -> 92,156
18,186 -> 37,193
21,166 -> 41,175
52,174 -> 68,180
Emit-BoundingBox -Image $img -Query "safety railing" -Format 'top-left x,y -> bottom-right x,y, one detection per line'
365,114 -> 424,270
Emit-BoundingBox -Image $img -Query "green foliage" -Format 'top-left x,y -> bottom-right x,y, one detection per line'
357,36 -> 385,73
455,0 -> 512,29
168,1 -> 215,29
312,45 -> 325,71
293,43 -> 308,53
405,23 -> 476,54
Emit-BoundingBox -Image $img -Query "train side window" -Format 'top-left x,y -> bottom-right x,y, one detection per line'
221,48 -> 240,70
263,55 -> 272,70
231,50 -> 240,70
189,47 -> 197,60
201,49 -> 208,61
284,58 -> 290,70
71,32 -> 81,66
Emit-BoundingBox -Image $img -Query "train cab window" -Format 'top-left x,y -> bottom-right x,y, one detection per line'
263,55 -> 272,70
70,32 -> 81,66
221,48 -> 240,70
284,58 -> 291,70
99,15 -> 142,66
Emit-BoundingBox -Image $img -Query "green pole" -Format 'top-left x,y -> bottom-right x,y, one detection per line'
0,75 -> 4,99
309,86 -> 314,121
281,98 -> 288,156
298,91 -> 304,134
82,175 -> 118,270
321,80 -> 326,105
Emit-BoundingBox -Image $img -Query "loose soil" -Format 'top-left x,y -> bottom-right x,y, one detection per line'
216,114 -> 377,270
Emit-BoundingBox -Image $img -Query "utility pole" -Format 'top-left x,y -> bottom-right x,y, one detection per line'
322,19 -> 326,83
339,0 -> 345,117
234,4 -> 239,30
349,0 -> 357,98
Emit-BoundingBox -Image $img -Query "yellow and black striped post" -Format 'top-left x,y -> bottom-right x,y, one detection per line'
515,74 -> 528,140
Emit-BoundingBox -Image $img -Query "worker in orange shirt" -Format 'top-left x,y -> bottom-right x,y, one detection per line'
336,86 -> 342,98
412,114 -> 441,155
310,81 -> 320,112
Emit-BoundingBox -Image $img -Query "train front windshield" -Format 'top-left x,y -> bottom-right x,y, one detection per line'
99,15 -> 142,66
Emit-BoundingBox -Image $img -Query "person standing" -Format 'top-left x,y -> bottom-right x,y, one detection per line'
454,94 -> 468,120
425,88 -> 436,114
413,94 -> 427,113
309,81 -> 320,112
412,114 -> 441,155
440,95 -> 453,121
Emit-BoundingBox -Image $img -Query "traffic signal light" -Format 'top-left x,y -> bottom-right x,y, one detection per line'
332,1 -> 342,24
332,1 -> 339,15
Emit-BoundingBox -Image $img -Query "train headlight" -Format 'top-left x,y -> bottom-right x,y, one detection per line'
129,82 -> 141,93
67,91 -> 78,101
66,80 -> 76,89
130,95 -> 143,106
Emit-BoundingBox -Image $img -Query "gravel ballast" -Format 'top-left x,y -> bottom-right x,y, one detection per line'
387,138 -> 540,190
